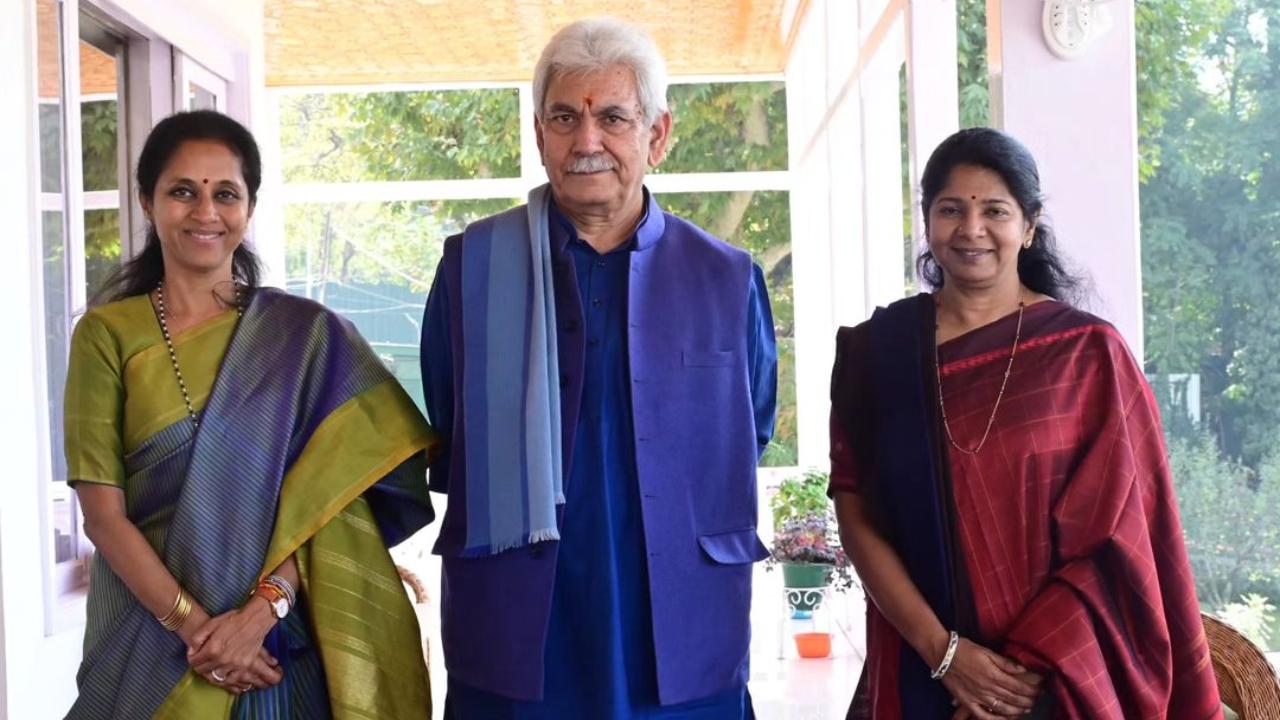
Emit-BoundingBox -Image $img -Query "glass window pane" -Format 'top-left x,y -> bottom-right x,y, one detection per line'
80,36 -> 123,302
284,198 -> 519,409
656,82 -> 788,174
956,0 -> 990,129
80,98 -> 118,192
656,191 -> 795,466
1138,5 -> 1280,655
188,83 -> 217,110
39,104 -> 64,193
41,210 -> 74,562
37,0 -> 64,194
85,208 -> 121,299
279,89 -> 522,183
79,37 -> 119,192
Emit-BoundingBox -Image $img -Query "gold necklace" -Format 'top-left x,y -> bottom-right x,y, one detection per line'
934,300 -> 1025,455
154,280 -> 242,428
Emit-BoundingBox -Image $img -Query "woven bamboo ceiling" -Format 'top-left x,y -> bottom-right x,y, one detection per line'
265,0 -> 799,87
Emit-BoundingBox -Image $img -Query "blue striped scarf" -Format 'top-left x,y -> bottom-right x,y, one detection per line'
458,183 -> 564,555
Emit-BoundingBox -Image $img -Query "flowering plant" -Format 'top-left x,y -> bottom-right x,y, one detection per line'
766,514 -> 857,592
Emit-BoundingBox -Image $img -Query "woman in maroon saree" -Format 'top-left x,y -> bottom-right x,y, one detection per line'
830,128 -> 1221,719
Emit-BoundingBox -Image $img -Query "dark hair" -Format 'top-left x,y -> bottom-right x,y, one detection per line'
916,127 -> 1080,302
96,110 -> 263,304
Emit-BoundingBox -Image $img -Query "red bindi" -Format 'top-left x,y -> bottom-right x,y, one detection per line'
203,179 -> 209,184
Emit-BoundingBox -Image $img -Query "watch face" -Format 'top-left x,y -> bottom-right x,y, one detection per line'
271,597 -> 289,619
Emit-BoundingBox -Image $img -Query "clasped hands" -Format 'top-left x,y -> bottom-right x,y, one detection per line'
941,637 -> 1044,719
178,596 -> 283,695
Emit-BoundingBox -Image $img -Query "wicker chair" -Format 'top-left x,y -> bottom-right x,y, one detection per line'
1203,613 -> 1280,720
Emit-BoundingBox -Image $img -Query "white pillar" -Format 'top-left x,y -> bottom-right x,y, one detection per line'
786,0 -> 838,470
904,0 -> 960,245
858,0 -> 906,311
991,0 -> 1143,357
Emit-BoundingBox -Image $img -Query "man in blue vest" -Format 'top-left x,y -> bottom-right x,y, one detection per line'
420,16 -> 777,719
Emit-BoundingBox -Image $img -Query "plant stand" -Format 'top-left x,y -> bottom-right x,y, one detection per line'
781,562 -> 832,616
778,584 -> 833,659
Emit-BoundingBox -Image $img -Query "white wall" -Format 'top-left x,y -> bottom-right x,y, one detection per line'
0,0 -> 56,716
993,0 -> 1143,357
904,0 -> 959,246
1,2 -> 266,717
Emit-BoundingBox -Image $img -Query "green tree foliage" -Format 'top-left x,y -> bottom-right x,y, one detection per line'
80,100 -> 123,297
955,0 -> 990,130
279,89 -> 521,183
1137,0 -> 1280,461
284,198 -> 514,295
660,82 -> 788,172
1138,1 -> 1280,642
278,82 -> 798,465
1169,431 -> 1280,610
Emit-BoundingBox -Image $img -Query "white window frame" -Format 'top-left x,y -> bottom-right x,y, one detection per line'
174,49 -> 229,112
34,0 -> 92,635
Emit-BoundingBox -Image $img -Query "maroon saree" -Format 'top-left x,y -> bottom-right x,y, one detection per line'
830,295 -> 1221,719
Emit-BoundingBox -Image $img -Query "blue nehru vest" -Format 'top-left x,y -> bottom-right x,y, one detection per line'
422,191 -> 773,705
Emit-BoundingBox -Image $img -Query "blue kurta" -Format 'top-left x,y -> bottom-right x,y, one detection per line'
438,198 -> 772,718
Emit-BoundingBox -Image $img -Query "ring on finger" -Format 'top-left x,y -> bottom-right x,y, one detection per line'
211,668 -> 227,683
988,699 -> 1001,713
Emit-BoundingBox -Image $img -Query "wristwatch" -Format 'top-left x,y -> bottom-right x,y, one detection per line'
253,582 -> 291,620
264,592 -> 290,620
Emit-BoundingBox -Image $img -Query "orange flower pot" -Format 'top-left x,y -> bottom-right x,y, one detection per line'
793,631 -> 832,658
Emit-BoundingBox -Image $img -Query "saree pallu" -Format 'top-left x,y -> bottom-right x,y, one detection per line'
830,294 -> 1220,719
67,288 -> 436,719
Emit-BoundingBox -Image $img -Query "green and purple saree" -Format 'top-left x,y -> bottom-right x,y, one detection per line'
64,288 -> 435,719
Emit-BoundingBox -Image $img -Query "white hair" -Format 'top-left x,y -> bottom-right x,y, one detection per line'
532,17 -> 669,125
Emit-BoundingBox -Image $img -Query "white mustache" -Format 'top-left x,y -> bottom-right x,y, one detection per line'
565,154 -> 616,173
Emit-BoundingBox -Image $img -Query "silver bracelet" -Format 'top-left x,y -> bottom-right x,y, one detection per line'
930,631 -> 960,679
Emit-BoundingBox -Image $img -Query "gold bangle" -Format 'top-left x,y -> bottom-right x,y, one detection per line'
158,588 -> 192,632
170,590 -> 193,631
156,588 -> 183,629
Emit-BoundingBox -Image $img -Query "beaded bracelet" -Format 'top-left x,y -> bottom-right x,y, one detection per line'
930,631 -> 960,680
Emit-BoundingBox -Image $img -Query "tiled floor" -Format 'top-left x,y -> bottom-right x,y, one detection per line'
749,652 -> 861,720
748,566 -> 865,720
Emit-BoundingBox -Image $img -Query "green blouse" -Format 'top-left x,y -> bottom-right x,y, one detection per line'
65,294 -> 238,487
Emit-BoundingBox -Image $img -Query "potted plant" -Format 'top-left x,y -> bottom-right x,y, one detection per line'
766,470 -> 856,614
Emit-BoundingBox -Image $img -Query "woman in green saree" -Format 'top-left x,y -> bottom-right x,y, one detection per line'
65,110 -> 436,719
